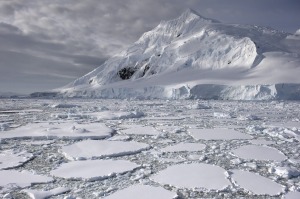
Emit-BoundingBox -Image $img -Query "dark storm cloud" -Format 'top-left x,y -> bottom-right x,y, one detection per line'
0,0 -> 299,94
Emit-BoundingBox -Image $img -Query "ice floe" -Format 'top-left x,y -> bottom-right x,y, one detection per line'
151,163 -> 231,190
22,187 -> 70,199
0,122 -> 113,140
160,142 -> 206,152
188,128 -> 252,140
104,184 -> 177,199
120,125 -> 161,136
60,140 -> 150,160
50,160 -> 140,181
0,150 -> 33,169
231,169 -> 284,195
0,170 -> 53,190
232,145 -> 287,161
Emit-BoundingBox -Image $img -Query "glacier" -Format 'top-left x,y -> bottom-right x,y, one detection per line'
52,9 -> 300,100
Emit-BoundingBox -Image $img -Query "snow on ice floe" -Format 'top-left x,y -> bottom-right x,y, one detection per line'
231,170 -> 284,195
120,125 -> 161,136
0,150 -> 33,170
232,145 -> 286,161
160,142 -> 206,153
60,140 -> 150,160
0,122 -> 113,140
50,160 -> 140,181
284,191 -> 300,199
151,163 -> 231,190
0,170 -> 53,190
188,128 -> 252,140
22,187 -> 70,199
104,184 -> 177,199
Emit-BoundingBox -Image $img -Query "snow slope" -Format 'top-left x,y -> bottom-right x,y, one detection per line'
56,9 -> 300,100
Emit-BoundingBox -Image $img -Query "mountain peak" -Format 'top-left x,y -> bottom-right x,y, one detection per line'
178,9 -> 220,23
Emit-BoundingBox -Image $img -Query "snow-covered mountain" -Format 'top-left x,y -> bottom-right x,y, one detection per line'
56,9 -> 300,100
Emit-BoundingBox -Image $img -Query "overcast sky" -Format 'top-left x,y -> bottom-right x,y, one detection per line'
0,0 -> 299,94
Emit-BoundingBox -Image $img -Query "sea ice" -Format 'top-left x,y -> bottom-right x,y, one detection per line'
232,145 -> 286,161
0,150 -> 33,169
51,104 -> 80,108
0,122 -> 113,140
104,184 -> 176,199
249,139 -> 275,145
120,125 -> 161,136
267,121 -> 300,129
88,111 -> 145,120
213,112 -> 234,119
151,163 -> 231,190
50,160 -> 140,181
0,123 -> 9,131
0,170 -> 53,189
160,142 -> 206,152
60,140 -> 150,160
284,191 -> 300,199
270,166 -> 300,179
156,125 -> 184,134
107,135 -> 131,141
22,187 -> 70,199
188,128 -> 252,140
231,169 -> 284,195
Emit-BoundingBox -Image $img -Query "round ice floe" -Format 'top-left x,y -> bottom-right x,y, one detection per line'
231,145 -> 286,161
120,125 -> 161,136
0,170 -> 53,189
0,122 -> 113,140
160,142 -> 206,153
231,170 -> 284,195
284,191 -> 300,199
151,163 -> 231,190
60,140 -> 150,160
104,185 -> 176,199
50,160 -> 140,181
0,150 -> 33,169
188,128 -> 252,140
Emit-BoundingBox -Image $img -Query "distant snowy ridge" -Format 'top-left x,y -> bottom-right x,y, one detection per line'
52,9 -> 300,100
